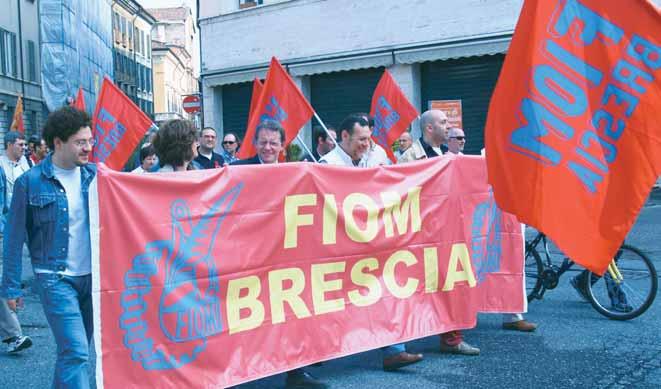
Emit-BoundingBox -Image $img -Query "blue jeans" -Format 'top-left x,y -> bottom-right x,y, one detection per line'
34,273 -> 92,389
381,343 -> 406,358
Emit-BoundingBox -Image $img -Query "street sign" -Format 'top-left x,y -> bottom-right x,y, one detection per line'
182,94 -> 201,114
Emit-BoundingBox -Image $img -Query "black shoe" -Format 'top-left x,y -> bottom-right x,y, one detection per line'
285,370 -> 327,388
570,276 -> 590,302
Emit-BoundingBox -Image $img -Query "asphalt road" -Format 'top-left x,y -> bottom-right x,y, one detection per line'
1,189 -> 660,388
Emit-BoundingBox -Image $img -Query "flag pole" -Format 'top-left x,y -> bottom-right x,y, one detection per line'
313,111 -> 339,147
295,133 -> 318,162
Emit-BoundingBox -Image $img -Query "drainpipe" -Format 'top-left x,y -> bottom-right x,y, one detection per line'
196,0 -> 203,127
16,0 -> 26,107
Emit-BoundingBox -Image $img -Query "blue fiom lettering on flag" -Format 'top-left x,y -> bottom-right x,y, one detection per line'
508,0 -> 661,194
259,96 -> 288,124
94,107 -> 127,162
470,192 -> 503,284
373,96 -> 400,148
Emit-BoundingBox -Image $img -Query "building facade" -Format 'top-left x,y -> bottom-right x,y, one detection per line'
0,0 -> 45,147
148,6 -> 199,124
200,0 -> 661,154
112,0 -> 155,118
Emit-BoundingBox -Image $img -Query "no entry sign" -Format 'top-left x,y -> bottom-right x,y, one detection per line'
182,94 -> 201,114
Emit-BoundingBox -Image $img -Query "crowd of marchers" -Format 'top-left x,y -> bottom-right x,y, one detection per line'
0,106 -> 537,389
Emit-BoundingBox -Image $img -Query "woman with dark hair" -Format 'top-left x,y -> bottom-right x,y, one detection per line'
131,144 -> 157,174
152,119 -> 199,172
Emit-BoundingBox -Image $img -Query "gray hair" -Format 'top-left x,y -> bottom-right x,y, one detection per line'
253,120 -> 285,143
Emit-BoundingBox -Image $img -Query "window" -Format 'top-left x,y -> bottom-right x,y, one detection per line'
134,27 -> 140,54
128,23 -> 134,51
27,40 -> 36,81
146,35 -> 151,59
0,29 -> 17,77
239,0 -> 264,9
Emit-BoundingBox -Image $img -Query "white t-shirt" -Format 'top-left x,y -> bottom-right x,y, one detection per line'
53,164 -> 91,276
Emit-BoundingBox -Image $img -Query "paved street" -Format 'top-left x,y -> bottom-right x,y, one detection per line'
2,190 -> 660,389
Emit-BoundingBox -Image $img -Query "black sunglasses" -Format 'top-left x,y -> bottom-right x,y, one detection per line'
450,136 -> 465,141
223,141 -> 236,145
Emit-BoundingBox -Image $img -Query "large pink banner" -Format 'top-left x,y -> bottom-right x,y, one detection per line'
91,156 -> 524,388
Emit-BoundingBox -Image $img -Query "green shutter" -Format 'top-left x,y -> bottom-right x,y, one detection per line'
421,54 -> 505,155
310,67 -> 384,132
222,81 -> 253,140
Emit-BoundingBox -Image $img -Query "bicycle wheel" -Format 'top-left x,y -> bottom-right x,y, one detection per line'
586,244 -> 658,320
525,243 -> 544,302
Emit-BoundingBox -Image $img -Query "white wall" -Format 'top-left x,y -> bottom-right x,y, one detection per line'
200,0 -> 523,73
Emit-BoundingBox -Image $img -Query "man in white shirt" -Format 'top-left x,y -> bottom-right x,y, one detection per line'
0,131 -> 31,206
2,106 -> 97,387
321,113 -> 424,371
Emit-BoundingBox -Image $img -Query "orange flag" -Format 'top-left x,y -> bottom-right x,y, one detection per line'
10,95 -> 25,133
72,87 -> 86,112
485,0 -> 661,274
237,58 -> 314,159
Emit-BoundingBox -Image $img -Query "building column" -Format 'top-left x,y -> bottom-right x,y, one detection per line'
388,63 -> 422,139
202,80 -> 223,135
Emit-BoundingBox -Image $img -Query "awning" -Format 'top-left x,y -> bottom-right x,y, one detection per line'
288,52 -> 393,77
395,36 -> 511,64
203,67 -> 268,87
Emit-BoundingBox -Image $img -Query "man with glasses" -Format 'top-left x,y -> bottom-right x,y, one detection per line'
2,106 -> 97,387
194,127 -> 225,169
221,132 -> 241,164
231,121 -> 327,388
447,128 -> 466,155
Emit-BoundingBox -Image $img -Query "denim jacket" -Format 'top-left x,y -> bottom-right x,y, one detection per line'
1,155 -> 96,299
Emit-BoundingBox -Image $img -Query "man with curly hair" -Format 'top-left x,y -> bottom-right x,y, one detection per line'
2,106 -> 97,387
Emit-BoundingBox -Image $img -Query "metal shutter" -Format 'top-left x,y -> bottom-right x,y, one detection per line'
421,54 -> 504,155
222,81 -> 253,140
310,67 -> 384,133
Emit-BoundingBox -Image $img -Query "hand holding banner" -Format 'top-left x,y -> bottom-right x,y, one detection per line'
91,77 -> 156,170
485,0 -> 661,274
370,70 -> 420,162
237,57 -> 314,159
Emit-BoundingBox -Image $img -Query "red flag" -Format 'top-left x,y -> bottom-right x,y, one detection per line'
370,70 -> 419,162
248,77 -> 263,121
92,77 -> 156,170
237,58 -> 314,159
72,86 -> 86,112
10,95 -> 25,134
485,0 -> 661,274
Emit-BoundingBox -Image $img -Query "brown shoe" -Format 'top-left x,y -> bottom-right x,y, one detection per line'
383,351 -> 424,371
502,320 -> 538,332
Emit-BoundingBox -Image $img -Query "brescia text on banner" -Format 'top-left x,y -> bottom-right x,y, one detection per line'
92,156 -> 524,387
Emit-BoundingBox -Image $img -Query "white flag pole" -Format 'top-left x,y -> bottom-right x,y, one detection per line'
295,132 -> 317,162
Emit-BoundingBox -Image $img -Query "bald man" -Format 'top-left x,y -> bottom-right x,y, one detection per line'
398,110 -> 449,162
394,131 -> 412,161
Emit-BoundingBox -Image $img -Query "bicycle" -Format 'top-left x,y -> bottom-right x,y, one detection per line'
525,230 -> 658,320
